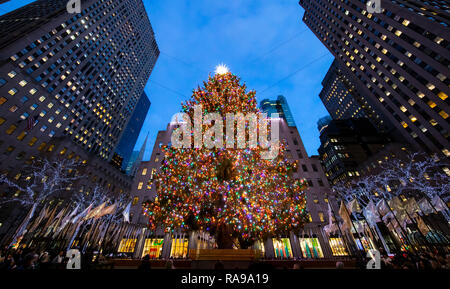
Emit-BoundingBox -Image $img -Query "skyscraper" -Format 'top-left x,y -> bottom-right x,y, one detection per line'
0,1 -> 76,50
320,59 -> 387,131
259,95 -> 297,127
0,0 -> 159,238
317,115 -> 332,135
318,118 -> 390,185
0,0 -> 159,164
113,91 -> 150,171
299,0 -> 449,157
125,150 -> 140,174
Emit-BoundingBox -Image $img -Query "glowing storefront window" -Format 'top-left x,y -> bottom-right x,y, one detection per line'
328,237 -> 349,256
118,238 -> 137,253
196,238 -> 210,250
355,236 -> 376,252
299,237 -> 324,258
272,238 -> 293,258
170,237 -> 189,258
254,240 -> 265,257
142,238 -> 164,258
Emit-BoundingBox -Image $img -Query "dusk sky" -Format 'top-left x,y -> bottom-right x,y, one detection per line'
0,0 -> 334,160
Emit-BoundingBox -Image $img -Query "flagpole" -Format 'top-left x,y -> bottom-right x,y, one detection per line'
404,210 -> 440,253
319,224 -> 333,258
8,203 -> 38,248
382,197 -> 419,256
78,219 -> 93,251
372,218 -> 391,255
425,194 -> 449,217
328,200 -> 353,258
67,220 -> 84,251
374,202 -> 402,254
341,200 -> 366,260
422,195 -> 450,238
359,206 -> 390,254
98,215 -> 113,252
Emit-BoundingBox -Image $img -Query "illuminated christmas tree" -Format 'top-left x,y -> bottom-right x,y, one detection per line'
143,67 -> 309,248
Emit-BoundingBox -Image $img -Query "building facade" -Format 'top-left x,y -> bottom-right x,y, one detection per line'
0,0 -> 158,188
0,0 -> 159,163
320,59 -> 387,131
318,118 -> 391,185
125,150 -> 140,175
260,95 -> 297,127
299,0 -> 450,157
0,0 -> 158,238
113,91 -> 150,172
126,97 -> 349,259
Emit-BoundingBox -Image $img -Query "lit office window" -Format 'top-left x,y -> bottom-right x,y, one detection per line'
8,88 -> 17,95
8,71 -> 17,78
6,124 -> 17,135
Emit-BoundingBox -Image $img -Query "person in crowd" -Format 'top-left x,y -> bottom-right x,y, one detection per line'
12,248 -> 24,267
20,254 -> 36,270
336,261 -> 344,269
213,260 -> 224,269
0,249 -> 5,265
52,251 -> 65,264
2,254 -> 16,270
138,254 -> 152,270
165,260 -> 175,269
38,252 -> 51,270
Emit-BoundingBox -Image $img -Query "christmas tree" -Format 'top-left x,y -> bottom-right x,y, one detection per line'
142,68 -> 309,248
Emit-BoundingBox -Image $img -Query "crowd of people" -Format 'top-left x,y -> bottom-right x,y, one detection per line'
344,247 -> 450,269
0,247 -> 67,270
378,250 -> 449,270
0,246 -> 114,270
1,245 -> 448,270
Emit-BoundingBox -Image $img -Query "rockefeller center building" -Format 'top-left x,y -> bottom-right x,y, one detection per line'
126,96 -> 350,260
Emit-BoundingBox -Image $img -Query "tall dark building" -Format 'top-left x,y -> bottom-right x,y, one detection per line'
113,91 -> 150,172
260,95 -> 297,127
0,1 -> 72,50
0,0 -> 159,240
300,0 -> 450,157
0,0 -> 159,163
125,150 -> 140,174
317,115 -> 332,135
320,59 -> 387,131
318,118 -> 390,185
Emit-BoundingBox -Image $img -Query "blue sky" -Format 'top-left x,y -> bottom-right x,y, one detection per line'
0,0 -> 334,159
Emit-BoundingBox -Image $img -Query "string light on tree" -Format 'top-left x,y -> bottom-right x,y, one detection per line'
142,70 -> 309,249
